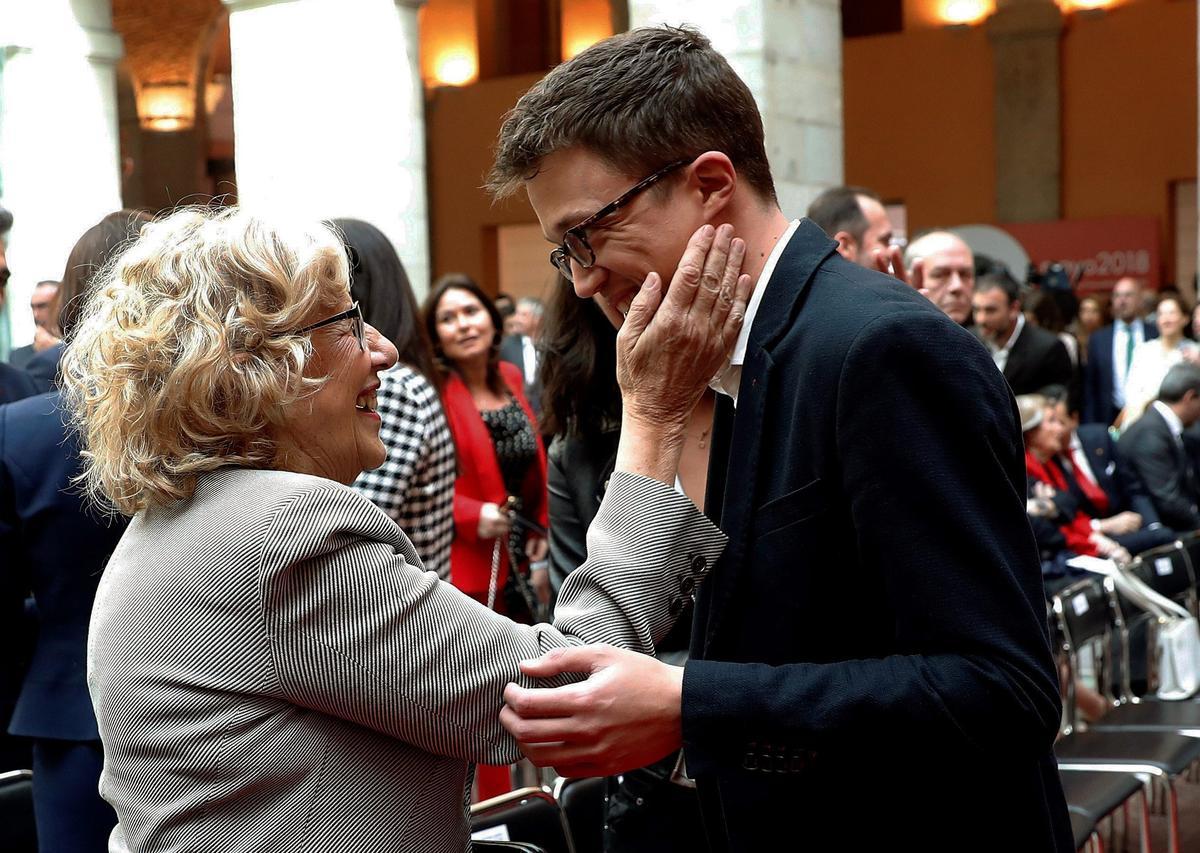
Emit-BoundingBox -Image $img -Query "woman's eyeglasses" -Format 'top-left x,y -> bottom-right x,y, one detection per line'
297,302 -> 365,351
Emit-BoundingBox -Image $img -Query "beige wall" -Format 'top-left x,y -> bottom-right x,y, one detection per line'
426,72 -> 542,294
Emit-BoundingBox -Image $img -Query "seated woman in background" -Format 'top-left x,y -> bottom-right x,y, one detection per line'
1120,293 -> 1199,429
1019,394 -> 1130,569
336,218 -> 456,579
61,207 -> 737,852
539,277 -> 714,853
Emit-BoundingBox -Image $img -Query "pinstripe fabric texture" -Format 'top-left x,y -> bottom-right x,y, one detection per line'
352,365 -> 456,579
88,468 -> 724,852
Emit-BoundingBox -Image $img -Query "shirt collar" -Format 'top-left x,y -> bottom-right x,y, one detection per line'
729,219 -> 801,367
1000,312 -> 1026,354
1153,399 -> 1185,439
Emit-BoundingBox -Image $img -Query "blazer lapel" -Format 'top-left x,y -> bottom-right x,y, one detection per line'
697,219 -> 836,654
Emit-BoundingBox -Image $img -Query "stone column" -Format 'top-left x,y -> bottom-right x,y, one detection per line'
627,1 -> 843,219
223,0 -> 430,295
0,0 -> 124,344
986,0 -> 1064,223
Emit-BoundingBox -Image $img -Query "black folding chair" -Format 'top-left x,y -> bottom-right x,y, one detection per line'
552,776 -> 605,853
0,769 -> 36,853
471,787 -> 574,853
1059,768 -> 1151,853
1051,576 -> 1200,853
1090,541 -> 1200,731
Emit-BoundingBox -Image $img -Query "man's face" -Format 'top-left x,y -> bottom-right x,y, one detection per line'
911,234 -> 974,324
1054,400 -> 1078,449
526,146 -> 705,330
972,287 -> 1019,344
1180,390 -> 1200,428
30,283 -> 57,329
846,196 -> 892,269
514,304 -> 539,338
1110,277 -> 1142,323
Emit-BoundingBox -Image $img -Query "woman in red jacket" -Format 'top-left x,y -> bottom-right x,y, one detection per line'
424,274 -> 549,800
424,274 -> 550,616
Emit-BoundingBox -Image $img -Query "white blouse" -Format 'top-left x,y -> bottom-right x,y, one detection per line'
1121,338 -> 1200,429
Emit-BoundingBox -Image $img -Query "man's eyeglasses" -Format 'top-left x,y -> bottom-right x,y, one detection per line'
297,301 -> 365,351
550,158 -> 692,282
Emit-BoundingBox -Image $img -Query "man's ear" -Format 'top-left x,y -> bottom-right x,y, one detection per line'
688,151 -> 737,218
833,231 -> 859,261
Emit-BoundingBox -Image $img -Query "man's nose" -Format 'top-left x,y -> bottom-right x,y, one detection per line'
571,261 -> 608,299
947,273 -> 965,293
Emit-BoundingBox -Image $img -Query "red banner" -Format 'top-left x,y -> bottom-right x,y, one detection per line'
1000,217 -> 1160,294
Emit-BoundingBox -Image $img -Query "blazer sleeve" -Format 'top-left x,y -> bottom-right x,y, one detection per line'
1111,437 -> 1163,525
1082,332 -> 1108,425
547,438 -> 588,591
682,311 -> 1062,772
1122,425 -> 1200,531
258,472 -> 726,766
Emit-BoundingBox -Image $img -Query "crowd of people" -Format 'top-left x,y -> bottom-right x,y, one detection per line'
0,22 -> 1196,853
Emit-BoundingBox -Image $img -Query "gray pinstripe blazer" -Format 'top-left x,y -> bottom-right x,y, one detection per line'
88,467 -> 724,852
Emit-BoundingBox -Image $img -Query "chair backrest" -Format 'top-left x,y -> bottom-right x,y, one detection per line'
471,787 -> 575,853
1053,576 -> 1118,733
1178,532 -> 1200,580
553,776 -> 605,853
0,770 -> 36,853
1128,540 -> 1196,612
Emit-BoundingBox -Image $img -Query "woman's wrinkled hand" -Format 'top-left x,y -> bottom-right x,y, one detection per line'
616,223 -> 752,432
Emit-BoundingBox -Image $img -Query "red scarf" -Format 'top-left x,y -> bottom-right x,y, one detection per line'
1025,451 -> 1098,557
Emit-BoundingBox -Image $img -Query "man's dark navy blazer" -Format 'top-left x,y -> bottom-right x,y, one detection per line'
682,220 -> 1072,851
0,392 -> 127,744
1083,321 -> 1158,425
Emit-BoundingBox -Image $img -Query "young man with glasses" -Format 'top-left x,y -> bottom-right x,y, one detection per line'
490,25 -> 1072,852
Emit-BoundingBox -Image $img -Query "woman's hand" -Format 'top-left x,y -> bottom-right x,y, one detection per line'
478,502 -> 511,539
613,223 -> 752,484
525,535 -> 548,563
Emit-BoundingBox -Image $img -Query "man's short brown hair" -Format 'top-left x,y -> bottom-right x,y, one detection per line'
488,26 -> 776,204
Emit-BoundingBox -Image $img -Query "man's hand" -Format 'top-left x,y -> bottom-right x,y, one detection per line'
874,247 -> 925,293
500,644 -> 684,777
1098,511 -> 1142,536
32,326 -> 60,352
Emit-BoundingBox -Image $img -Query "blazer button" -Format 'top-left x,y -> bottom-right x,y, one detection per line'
690,554 -> 707,574
742,742 -> 758,771
669,596 -> 684,616
679,575 -> 696,594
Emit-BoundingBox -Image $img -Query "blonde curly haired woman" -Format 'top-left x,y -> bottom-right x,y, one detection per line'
60,207 -> 746,852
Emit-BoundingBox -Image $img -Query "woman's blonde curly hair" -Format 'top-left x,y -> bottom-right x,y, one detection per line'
60,206 -> 350,516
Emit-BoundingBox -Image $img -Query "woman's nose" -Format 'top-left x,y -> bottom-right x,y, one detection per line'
365,324 -> 398,371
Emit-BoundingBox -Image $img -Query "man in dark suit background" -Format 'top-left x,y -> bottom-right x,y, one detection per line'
499,296 -> 544,416
1083,276 -> 1158,425
1043,385 -> 1175,554
7,280 -> 61,370
1118,363 -> 1200,533
972,270 -> 1073,396
488,26 -> 1071,851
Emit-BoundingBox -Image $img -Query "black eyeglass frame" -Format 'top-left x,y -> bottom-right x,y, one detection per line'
297,301 -> 365,351
549,157 -> 692,281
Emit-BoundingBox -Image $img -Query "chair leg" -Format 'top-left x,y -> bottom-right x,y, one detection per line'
1167,778 -> 1181,853
1139,786 -> 1152,853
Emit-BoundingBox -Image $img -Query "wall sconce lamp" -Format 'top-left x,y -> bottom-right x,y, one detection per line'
139,81 -> 194,132
941,0 -> 993,28
432,49 -> 477,87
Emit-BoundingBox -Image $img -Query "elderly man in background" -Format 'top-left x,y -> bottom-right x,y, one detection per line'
1084,276 -> 1158,425
805,186 -> 894,270
0,205 -> 40,404
897,229 -> 976,325
500,295 -> 546,415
